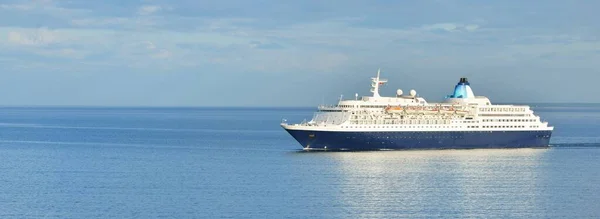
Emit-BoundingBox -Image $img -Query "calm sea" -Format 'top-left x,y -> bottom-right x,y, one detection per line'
0,104 -> 598,218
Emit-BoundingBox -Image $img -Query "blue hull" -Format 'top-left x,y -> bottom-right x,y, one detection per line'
283,129 -> 552,151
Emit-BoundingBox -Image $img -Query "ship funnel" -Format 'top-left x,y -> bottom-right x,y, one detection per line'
448,77 -> 475,98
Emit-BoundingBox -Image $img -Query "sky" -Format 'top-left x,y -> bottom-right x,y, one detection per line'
0,0 -> 598,106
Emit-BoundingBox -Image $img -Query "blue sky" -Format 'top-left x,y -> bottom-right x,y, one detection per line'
0,0 -> 598,106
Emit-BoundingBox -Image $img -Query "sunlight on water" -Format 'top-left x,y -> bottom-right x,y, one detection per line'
318,149 -> 556,218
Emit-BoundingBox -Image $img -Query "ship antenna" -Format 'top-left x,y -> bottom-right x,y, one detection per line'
370,68 -> 387,98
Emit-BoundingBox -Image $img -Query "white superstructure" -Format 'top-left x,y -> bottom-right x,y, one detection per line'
282,69 -> 554,133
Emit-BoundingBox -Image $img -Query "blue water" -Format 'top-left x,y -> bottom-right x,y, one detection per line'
0,104 -> 599,218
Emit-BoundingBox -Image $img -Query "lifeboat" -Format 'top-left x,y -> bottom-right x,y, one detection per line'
385,106 -> 404,114
404,106 -> 421,113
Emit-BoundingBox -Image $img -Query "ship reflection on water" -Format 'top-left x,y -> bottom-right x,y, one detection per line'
310,148 -> 551,218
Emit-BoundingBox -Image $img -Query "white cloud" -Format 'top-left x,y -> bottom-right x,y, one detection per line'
421,23 -> 460,32
71,17 -> 131,27
7,27 -> 61,46
34,48 -> 88,59
0,0 -> 88,16
70,17 -> 160,30
241,50 -> 350,73
152,49 -> 172,59
0,3 -> 35,10
138,5 -> 162,15
204,18 -> 255,31
419,23 -> 482,33
144,41 -> 156,50
0,16 -> 598,72
139,41 -> 171,59
0,0 -> 55,11
465,24 -> 479,32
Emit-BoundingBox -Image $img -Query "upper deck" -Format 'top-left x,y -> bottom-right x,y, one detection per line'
282,69 -> 553,132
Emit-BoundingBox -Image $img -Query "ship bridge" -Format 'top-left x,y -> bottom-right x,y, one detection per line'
318,69 -> 428,111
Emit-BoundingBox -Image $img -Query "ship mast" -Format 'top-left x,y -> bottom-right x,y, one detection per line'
370,68 -> 387,98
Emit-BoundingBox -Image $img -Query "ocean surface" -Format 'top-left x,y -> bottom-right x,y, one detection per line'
0,104 -> 599,218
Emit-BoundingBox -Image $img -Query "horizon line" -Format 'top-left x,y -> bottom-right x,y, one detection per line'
0,102 -> 599,108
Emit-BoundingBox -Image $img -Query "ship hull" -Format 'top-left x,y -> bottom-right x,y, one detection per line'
283,129 -> 552,151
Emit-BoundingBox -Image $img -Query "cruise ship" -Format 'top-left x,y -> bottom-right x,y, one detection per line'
281,69 -> 553,151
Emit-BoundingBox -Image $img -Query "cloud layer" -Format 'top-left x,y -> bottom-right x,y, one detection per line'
0,0 -> 599,106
